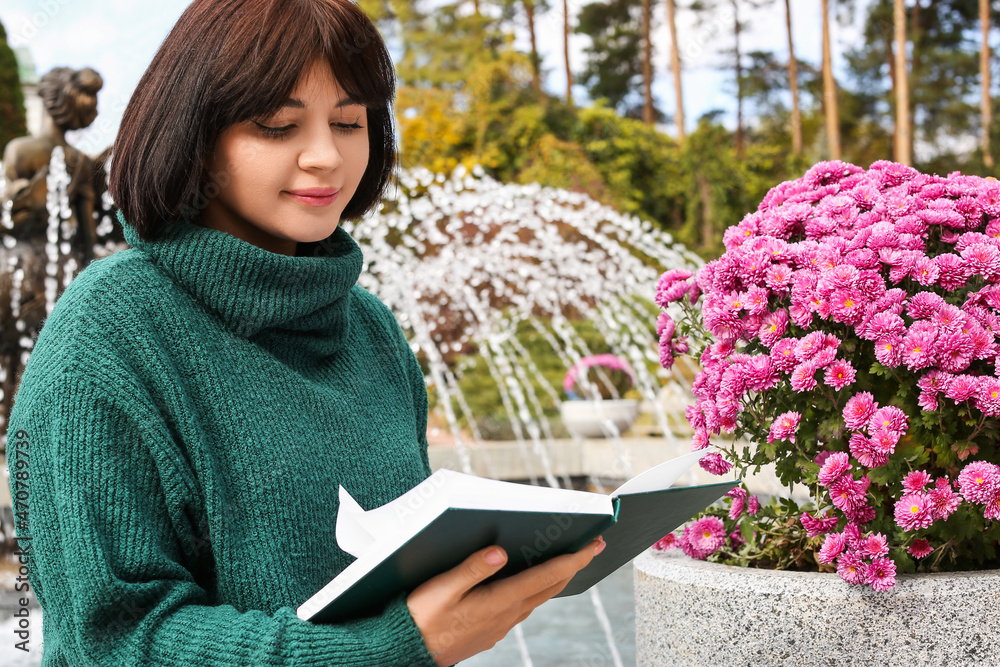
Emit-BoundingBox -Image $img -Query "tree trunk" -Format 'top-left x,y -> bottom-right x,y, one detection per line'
784,0 -> 801,155
666,0 -> 685,142
821,0 -> 841,159
733,0 -> 744,157
564,0 -> 573,104
642,0 -> 654,125
524,0 -> 543,97
894,0 -> 911,165
983,0 -> 994,168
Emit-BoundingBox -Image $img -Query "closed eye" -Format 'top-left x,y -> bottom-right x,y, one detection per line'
253,121 -> 365,138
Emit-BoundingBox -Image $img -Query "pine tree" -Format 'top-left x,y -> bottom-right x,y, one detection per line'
0,20 -> 28,156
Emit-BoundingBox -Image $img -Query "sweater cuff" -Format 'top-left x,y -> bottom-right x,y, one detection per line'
283,593 -> 439,666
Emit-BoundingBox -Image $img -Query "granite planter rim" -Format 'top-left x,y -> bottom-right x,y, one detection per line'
636,547 -> 1000,591
634,547 -> 1000,666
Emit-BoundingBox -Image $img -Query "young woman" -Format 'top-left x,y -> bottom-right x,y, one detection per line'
5,1 -> 604,665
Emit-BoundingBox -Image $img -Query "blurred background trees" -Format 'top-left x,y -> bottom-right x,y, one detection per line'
355,0 -> 1000,260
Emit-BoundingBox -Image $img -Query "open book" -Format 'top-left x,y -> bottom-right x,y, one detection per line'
297,448 -> 738,623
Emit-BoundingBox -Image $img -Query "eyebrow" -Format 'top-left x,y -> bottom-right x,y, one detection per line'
279,96 -> 363,109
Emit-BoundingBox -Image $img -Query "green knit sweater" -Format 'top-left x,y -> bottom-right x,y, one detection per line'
5,212 -> 440,666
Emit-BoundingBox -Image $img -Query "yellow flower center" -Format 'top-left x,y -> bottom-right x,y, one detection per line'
914,347 -> 921,353
977,477 -> 984,484
845,300 -> 853,308
910,505 -> 920,514
771,325 -> 778,332
703,531 -> 712,539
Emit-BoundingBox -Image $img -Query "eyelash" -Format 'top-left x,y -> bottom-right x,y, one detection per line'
253,121 -> 365,139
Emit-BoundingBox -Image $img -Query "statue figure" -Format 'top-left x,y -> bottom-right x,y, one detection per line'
2,66 -> 104,264
0,66 -> 114,450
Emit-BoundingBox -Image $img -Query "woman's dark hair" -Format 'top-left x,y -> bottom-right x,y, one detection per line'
109,0 -> 397,241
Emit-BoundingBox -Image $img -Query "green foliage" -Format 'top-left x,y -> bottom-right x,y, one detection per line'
0,19 -> 27,156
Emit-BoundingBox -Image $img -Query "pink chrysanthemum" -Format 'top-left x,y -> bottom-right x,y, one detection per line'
902,470 -> 933,493
699,452 -> 733,476
818,532 -> 846,564
843,392 -> 877,430
867,406 -> 908,436
818,451 -> 852,487
653,533 -> 678,551
894,492 -> 935,531
767,411 -> 802,444
860,532 -> 889,558
823,359 -> 856,390
957,461 -> 1000,503
836,550 -> 868,585
728,495 -> 746,521
747,496 -> 760,515
789,362 -> 818,392
908,538 -> 933,559
928,484 -> 962,521
801,511 -> 839,537
867,556 -> 897,592
757,310 -> 789,347
681,516 -> 726,559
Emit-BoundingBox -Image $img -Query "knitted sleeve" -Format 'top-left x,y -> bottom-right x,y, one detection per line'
6,372 -> 439,667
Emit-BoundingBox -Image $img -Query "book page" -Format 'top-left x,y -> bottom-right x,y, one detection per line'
610,448 -> 715,497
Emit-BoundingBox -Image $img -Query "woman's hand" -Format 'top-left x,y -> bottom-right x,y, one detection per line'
406,536 -> 606,667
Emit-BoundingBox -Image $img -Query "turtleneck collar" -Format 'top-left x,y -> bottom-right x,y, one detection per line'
117,210 -> 363,363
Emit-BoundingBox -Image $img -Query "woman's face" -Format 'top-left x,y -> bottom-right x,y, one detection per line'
199,58 -> 370,256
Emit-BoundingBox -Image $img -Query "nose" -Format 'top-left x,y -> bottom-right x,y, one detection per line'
297,127 -> 344,172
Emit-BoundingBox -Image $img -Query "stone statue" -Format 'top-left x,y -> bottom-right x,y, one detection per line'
0,66 -> 114,449
2,66 -> 103,264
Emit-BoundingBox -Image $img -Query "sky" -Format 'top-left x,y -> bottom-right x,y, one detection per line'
0,0 -> 866,156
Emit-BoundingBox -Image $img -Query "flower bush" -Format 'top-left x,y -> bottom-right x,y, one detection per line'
562,353 -> 637,401
654,160 -> 1000,591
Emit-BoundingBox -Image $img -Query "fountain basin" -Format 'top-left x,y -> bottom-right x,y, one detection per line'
560,399 -> 639,439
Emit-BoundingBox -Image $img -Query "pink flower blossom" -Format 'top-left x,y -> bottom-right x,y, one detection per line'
801,511 -> 839,537
818,451 -> 852,487
867,556 -> 897,592
843,392 -> 877,430
728,495 -> 746,520
894,492 -> 935,531
902,470 -> 933,493
681,516 -> 726,559
653,533 -> 678,550
699,452 -> 733,476
768,411 -> 802,444
747,496 -> 760,515
928,485 -> 961,521
957,461 -> 1000,503
818,532 -> 846,564
837,550 -> 868,585
867,406 -> 908,436
861,532 -> 889,558
908,538 -> 933,558
823,359 -> 856,390
789,362 -> 818,392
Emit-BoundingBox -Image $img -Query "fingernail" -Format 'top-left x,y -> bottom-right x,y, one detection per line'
594,540 -> 607,556
486,548 -> 505,565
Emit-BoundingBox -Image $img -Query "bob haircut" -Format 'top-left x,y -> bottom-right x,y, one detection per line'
109,0 -> 397,243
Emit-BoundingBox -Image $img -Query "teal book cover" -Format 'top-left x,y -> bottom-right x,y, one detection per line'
297,450 -> 737,623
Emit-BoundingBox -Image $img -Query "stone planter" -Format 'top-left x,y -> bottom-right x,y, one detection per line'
559,398 -> 639,439
634,548 -> 1000,666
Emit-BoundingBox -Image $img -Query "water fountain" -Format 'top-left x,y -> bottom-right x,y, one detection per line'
1,152 -> 704,666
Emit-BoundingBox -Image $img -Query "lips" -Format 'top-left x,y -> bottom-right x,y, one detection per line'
288,187 -> 340,207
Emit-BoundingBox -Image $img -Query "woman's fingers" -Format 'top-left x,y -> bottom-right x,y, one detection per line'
490,536 -> 604,602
